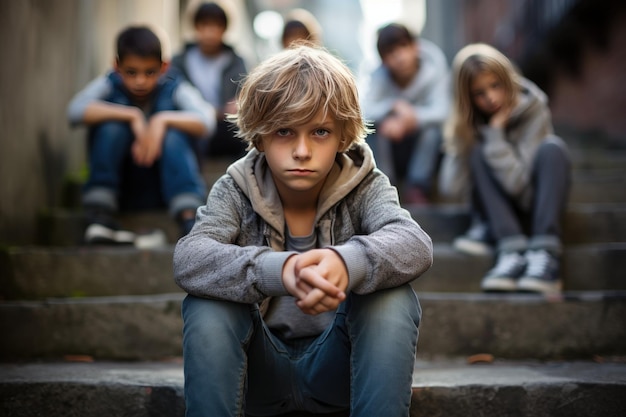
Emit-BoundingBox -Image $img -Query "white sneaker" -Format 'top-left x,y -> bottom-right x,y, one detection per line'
453,221 -> 493,256
84,223 -> 135,245
481,251 -> 527,292
134,229 -> 168,249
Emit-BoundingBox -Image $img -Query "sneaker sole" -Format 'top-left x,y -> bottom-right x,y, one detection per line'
517,277 -> 562,295
453,238 -> 493,256
85,224 -> 135,245
481,276 -> 518,292
134,229 -> 168,249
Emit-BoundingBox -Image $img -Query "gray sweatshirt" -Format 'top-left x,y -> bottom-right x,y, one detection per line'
173,143 -> 433,337
439,77 -> 555,207
360,38 -> 450,127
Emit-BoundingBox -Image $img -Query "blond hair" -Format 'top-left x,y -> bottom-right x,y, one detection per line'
228,45 -> 370,151
444,43 -> 521,154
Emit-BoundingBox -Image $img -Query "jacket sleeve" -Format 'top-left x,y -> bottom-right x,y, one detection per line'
173,175 -> 292,303
173,81 -> 217,139
67,76 -> 112,126
411,70 -> 450,127
331,170 -> 433,294
359,68 -> 396,122
480,103 -> 552,197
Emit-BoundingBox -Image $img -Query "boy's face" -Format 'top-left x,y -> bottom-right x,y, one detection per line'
195,20 -> 226,55
258,109 -> 342,199
382,40 -> 419,82
115,55 -> 167,100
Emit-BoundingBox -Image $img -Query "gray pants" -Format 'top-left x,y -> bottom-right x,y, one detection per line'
470,136 -> 571,253
367,125 -> 442,195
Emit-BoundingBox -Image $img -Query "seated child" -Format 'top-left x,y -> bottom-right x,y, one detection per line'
360,23 -> 450,205
171,1 -> 248,160
439,43 -> 571,294
173,45 -> 433,416
67,25 -> 215,244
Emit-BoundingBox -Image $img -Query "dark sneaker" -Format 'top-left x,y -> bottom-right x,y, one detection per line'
517,249 -> 562,295
481,251 -> 527,292
453,221 -> 493,256
84,207 -> 135,245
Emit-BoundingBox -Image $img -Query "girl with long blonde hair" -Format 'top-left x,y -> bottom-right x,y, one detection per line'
439,43 -> 571,294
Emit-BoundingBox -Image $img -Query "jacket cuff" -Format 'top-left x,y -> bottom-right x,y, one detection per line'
330,245 -> 367,292
258,251 -> 297,296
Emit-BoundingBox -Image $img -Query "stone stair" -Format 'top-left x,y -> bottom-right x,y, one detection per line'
1,143 -> 626,416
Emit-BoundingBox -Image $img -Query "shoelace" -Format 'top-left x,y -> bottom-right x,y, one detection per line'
524,250 -> 551,277
492,252 -> 524,274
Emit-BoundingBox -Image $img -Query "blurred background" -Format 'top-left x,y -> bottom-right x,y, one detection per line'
1,0 -> 625,244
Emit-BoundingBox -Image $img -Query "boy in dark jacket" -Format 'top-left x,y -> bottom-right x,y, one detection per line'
68,25 -> 214,244
171,1 -> 248,159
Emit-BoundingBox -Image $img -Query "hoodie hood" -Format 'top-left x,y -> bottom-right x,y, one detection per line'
227,143 -> 376,233
510,77 -> 548,120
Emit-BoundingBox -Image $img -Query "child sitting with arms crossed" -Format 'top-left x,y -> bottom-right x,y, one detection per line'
68,25 -> 214,244
439,43 -> 571,294
173,44 -> 433,416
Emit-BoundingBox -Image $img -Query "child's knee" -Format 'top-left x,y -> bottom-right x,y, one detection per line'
349,284 -> 421,329
182,295 -> 256,341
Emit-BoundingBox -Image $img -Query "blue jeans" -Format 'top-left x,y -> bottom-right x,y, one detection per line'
182,284 -> 421,417
83,121 -> 206,217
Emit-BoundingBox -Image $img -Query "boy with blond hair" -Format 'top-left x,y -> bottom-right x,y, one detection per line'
174,45 -> 433,416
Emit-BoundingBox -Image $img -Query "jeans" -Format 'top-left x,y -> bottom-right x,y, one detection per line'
182,284 -> 421,417
83,121 -> 206,217
366,125 -> 442,194
470,136 -> 571,253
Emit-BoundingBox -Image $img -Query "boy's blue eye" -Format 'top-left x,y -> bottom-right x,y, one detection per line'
276,129 -> 291,136
315,128 -> 330,136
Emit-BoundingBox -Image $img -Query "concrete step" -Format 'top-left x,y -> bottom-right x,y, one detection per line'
37,209 -> 182,247
37,200 -> 626,248
1,359 -> 625,417
568,171 -> 626,203
2,241 -> 623,300
408,202 -> 626,244
415,242 -> 626,293
568,147 -> 626,172
0,245 -> 180,300
1,292 -> 624,361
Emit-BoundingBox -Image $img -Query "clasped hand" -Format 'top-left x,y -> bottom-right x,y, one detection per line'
379,100 -> 418,142
282,248 -> 349,315
131,113 -> 166,167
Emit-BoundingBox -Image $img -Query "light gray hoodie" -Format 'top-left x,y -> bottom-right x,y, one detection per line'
173,143 -> 433,335
360,38 -> 450,127
439,77 -> 557,208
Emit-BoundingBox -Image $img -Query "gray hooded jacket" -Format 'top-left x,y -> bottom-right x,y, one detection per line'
174,144 -> 432,318
439,77 -> 556,207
